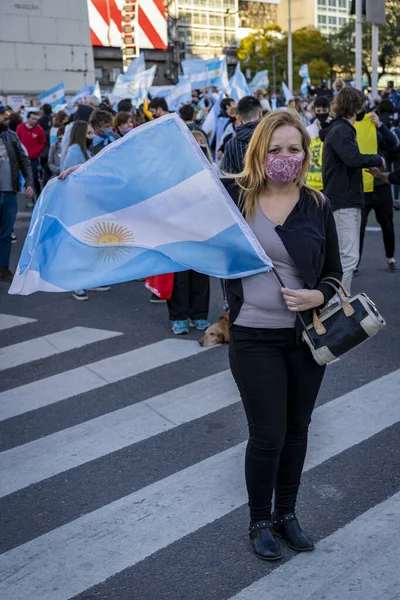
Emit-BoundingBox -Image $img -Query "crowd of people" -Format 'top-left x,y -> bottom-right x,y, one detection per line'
1,75 -> 399,564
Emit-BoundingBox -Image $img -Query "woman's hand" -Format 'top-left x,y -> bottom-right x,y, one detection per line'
58,165 -> 81,180
282,288 -> 324,312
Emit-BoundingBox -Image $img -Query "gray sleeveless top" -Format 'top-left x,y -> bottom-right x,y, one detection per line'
235,204 -> 305,329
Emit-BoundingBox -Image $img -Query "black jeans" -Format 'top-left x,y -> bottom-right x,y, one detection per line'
360,186 -> 395,261
229,325 -> 325,521
167,270 -> 210,321
30,158 -> 41,198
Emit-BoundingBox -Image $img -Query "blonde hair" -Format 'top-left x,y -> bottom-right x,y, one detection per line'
237,110 -> 324,219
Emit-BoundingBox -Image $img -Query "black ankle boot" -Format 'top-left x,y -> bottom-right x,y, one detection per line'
249,520 -> 282,561
272,513 -> 314,552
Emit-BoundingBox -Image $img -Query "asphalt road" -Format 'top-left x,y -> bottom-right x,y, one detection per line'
0,210 -> 399,600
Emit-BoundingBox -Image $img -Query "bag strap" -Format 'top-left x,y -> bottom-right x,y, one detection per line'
320,277 -> 351,298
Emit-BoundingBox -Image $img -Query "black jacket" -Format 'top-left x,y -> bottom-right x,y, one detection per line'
320,119 -> 382,211
373,123 -> 398,189
389,168 -> 400,185
222,179 -> 343,330
0,128 -> 34,192
222,120 -> 259,174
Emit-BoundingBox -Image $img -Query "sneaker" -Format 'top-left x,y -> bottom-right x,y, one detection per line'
72,290 -> 89,301
11,232 -> 17,244
188,319 -> 211,331
90,286 -> 111,291
171,320 -> 189,335
0,267 -> 14,283
388,261 -> 398,272
150,293 -> 166,303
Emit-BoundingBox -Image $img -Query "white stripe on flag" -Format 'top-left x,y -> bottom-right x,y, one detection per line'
0,369 -> 398,600
0,327 -> 122,372
0,314 -> 37,331
0,339 -> 209,421
0,371 -> 238,497
228,492 -> 400,600
67,170 -> 235,248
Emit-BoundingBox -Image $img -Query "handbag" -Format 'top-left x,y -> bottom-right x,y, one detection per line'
299,277 -> 386,366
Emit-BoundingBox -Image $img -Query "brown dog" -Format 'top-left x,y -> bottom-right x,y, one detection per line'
199,311 -> 230,347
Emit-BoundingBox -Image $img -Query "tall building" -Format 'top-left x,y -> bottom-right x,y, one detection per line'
277,0 -> 352,35
175,0 -> 239,60
238,0 -> 279,30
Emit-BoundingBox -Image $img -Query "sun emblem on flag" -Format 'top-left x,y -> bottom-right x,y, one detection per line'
84,222 -> 135,262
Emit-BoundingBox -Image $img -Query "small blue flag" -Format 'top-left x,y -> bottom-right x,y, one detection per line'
38,84 -> 65,109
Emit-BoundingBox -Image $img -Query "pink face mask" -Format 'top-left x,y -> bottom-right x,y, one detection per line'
120,126 -> 134,136
265,151 -> 305,183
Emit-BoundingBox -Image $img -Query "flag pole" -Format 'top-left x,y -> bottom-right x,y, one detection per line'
355,0 -> 363,89
288,0 -> 293,94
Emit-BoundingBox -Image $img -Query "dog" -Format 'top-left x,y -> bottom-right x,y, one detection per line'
199,311 -> 230,347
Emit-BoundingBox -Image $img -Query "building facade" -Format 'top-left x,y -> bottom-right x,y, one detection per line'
175,0 -> 239,59
0,0 -> 95,95
277,0 -> 352,35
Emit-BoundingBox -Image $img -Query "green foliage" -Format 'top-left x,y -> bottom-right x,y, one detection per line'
238,26 -> 334,91
239,1 -> 400,90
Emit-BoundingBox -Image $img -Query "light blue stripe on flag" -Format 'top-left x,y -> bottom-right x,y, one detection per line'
10,114 -> 273,295
38,84 -> 65,109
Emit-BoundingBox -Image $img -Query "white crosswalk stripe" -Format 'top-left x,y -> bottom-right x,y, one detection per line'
0,326 -> 122,371
0,314 -> 399,600
0,338 -> 208,421
0,313 -> 37,331
229,492 -> 400,600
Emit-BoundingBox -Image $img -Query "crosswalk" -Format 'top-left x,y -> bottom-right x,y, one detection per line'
0,311 -> 399,600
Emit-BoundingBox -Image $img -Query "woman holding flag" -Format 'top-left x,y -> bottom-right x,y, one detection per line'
223,110 -> 342,561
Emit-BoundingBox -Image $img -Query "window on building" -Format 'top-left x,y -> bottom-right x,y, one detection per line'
318,0 -> 326,5
318,15 -> 327,24
110,67 -> 122,83
95,67 -> 103,80
338,0 -> 347,7
338,17 -> 347,26
328,15 -> 337,24
328,0 -> 337,6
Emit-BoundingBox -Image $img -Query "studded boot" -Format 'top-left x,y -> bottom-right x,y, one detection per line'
272,512 -> 314,552
249,520 -> 282,561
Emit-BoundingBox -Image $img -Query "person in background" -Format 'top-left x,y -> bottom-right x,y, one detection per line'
178,104 -> 206,136
60,120 -> 110,300
89,109 -> 118,156
8,112 -> 23,132
38,103 -> 53,186
49,110 -> 68,146
357,111 -> 398,272
0,105 -> 34,282
216,98 -> 237,160
288,98 -> 310,127
191,130 -> 221,175
333,78 -> 345,96
254,89 -> 271,113
320,86 -> 384,294
61,103 -> 94,166
113,112 -> 134,137
222,96 -> 262,174
63,120 -> 93,171
305,96 -> 331,192
167,268 -> 211,335
48,126 -> 65,177
117,98 -> 133,114
148,97 -> 169,119
16,111 -> 46,198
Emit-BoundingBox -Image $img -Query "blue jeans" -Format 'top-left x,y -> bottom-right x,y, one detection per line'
0,192 -> 18,268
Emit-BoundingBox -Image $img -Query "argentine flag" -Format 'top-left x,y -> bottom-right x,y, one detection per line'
229,63 -> 251,102
9,115 -> 272,296
167,76 -> 192,111
38,83 -> 65,109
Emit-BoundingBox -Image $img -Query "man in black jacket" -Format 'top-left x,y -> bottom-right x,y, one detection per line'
222,96 -> 262,174
358,112 -> 398,272
320,87 -> 383,294
0,106 -> 34,282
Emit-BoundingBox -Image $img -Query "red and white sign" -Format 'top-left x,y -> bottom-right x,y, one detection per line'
87,0 -> 168,50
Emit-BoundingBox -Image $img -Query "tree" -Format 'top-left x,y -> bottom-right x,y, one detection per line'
238,26 -> 334,91
329,0 -> 400,84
